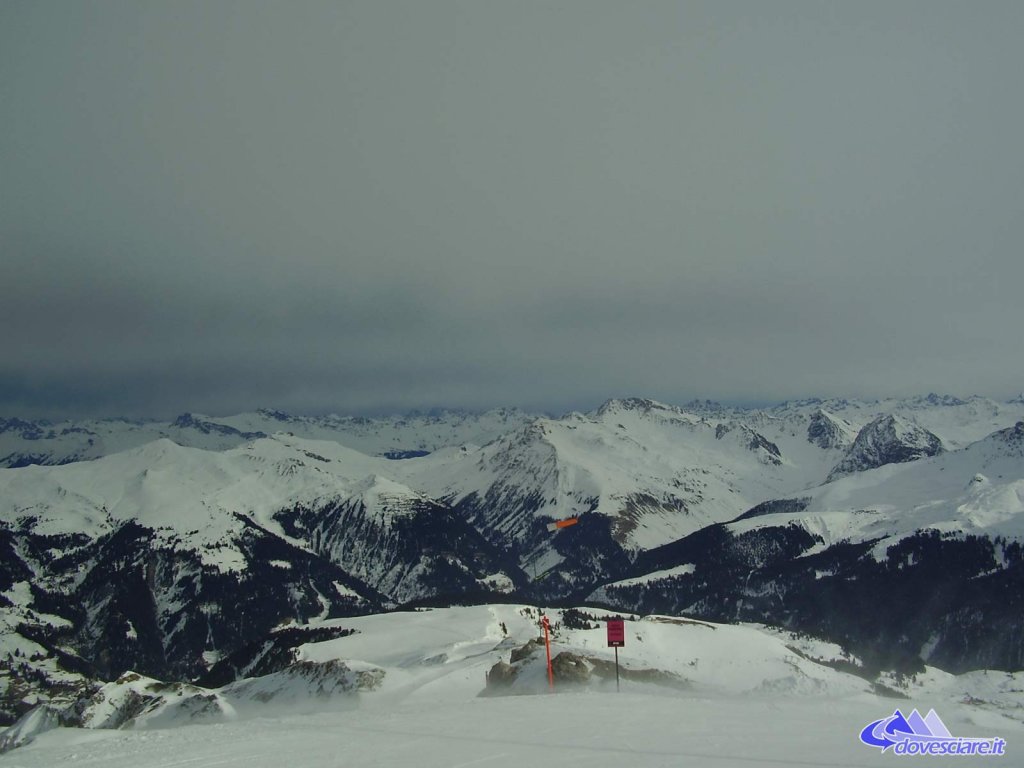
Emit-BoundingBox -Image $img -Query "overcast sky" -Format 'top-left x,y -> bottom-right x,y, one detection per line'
2,1 -> 1022,419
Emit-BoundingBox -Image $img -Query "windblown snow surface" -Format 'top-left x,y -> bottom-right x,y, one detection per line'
3,605 -> 1018,767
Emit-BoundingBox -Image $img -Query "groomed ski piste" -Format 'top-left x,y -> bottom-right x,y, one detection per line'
3,605 -> 1019,766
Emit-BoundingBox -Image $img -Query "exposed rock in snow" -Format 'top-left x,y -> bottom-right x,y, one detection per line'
806,409 -> 856,450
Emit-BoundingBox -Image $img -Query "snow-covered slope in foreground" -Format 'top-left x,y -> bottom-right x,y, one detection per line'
5,605 -> 1021,765
7,694 -> 1016,768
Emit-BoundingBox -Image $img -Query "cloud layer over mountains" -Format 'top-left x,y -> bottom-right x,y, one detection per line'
3,3 -> 1023,418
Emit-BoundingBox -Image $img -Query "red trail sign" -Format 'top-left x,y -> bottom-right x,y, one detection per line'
606,618 -> 625,647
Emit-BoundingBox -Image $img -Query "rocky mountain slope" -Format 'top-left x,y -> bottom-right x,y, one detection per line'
0,437 -> 520,723
826,413 -> 944,481
591,420 -> 1024,672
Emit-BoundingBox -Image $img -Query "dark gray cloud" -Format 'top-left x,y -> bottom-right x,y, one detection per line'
3,1 -> 1023,419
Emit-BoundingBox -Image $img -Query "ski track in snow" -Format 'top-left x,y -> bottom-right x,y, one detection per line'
5,695 -> 1015,767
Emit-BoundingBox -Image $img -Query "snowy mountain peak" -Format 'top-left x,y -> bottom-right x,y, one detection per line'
594,397 -> 669,417
348,474 -> 428,520
714,422 -> 783,466
909,393 -> 972,408
255,408 -> 295,422
806,409 -> 857,451
592,398 -> 704,431
0,417 -> 46,438
682,398 -> 731,415
135,435 -> 189,460
777,396 -> 859,413
170,413 -> 266,440
827,413 -> 944,481
976,421 -> 1024,457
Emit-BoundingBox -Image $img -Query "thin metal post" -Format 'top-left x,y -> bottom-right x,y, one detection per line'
614,646 -> 620,692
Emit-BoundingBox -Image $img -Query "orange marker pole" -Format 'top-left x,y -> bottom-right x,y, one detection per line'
542,614 -> 554,691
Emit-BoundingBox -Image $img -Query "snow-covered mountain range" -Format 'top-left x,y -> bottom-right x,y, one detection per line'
2,393 -> 1023,729
0,408 -> 536,468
